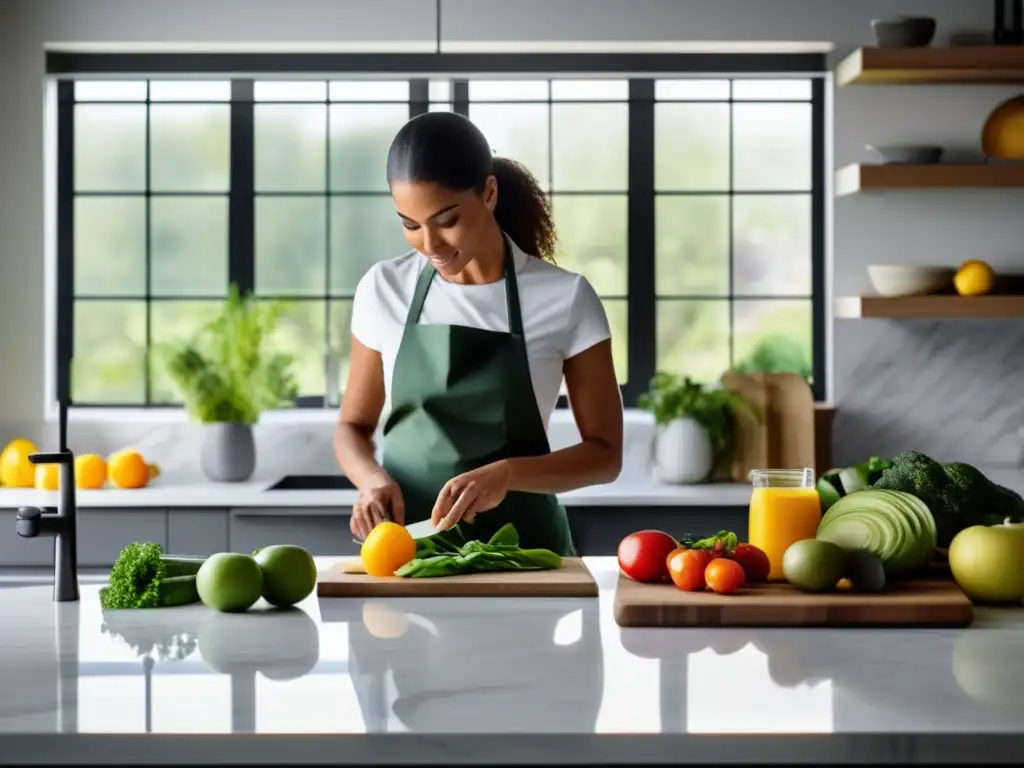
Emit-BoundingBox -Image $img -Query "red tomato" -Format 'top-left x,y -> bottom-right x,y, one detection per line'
617,530 -> 679,582
667,547 -> 712,591
731,543 -> 771,583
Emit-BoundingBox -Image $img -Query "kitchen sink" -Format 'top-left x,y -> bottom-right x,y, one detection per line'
266,474 -> 357,491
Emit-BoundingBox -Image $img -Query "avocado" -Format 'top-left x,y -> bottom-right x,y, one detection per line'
817,471 -> 843,513
782,539 -> 847,593
816,488 -> 937,579
844,548 -> 886,593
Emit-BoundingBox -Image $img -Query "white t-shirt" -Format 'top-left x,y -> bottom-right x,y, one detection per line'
350,238 -> 612,428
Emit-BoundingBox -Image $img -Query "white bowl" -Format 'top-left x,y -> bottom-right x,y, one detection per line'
866,265 -> 954,297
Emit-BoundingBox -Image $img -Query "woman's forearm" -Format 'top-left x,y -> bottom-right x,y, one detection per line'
504,439 -> 621,494
333,421 -> 388,489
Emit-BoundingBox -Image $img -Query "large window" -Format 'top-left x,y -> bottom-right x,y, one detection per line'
51,52 -> 826,410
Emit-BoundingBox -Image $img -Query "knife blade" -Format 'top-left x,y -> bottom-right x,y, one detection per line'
351,512 -> 443,545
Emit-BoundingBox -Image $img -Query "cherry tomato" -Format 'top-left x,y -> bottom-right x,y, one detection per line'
667,547 -> 712,591
617,530 -> 679,582
730,543 -> 771,583
705,558 -> 745,594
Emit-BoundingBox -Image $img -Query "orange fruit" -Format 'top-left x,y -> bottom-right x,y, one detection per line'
0,439 -> 38,487
360,521 -> 417,577
35,463 -> 60,491
75,454 -> 108,489
108,450 -> 149,489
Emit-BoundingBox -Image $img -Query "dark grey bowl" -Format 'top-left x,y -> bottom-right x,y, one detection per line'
866,144 -> 944,164
871,16 -> 937,48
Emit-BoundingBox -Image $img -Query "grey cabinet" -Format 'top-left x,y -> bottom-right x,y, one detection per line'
229,510 -> 358,556
568,506 -> 748,556
77,509 -> 168,567
1,507 -> 169,568
167,509 -> 229,556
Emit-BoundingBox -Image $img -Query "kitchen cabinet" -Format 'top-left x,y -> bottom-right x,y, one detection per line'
569,506 -> 748,556
77,509 -> 168,567
167,509 -> 229,556
229,510 -> 359,557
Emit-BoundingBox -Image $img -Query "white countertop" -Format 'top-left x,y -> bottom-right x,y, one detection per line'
0,557 -> 1022,764
0,474 -> 755,510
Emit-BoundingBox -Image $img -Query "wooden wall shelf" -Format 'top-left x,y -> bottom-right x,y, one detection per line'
835,295 -> 1024,319
835,163 -> 1024,195
836,46 -> 1024,86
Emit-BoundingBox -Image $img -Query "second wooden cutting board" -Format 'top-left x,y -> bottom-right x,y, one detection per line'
613,575 -> 973,628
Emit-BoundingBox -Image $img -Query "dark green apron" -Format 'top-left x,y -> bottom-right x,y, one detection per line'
380,235 -> 575,556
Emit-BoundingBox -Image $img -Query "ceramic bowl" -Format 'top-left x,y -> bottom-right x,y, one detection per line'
867,265 -> 954,297
866,144 -> 944,164
871,16 -> 937,48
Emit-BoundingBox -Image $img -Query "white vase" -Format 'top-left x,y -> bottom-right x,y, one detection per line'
652,417 -> 714,485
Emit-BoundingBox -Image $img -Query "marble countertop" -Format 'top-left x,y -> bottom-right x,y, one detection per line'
1,557 -> 1023,764
0,473 -> 755,509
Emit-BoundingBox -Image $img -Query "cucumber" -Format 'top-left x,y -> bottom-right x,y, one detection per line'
156,575 -> 201,607
161,555 -> 207,578
816,489 -> 937,579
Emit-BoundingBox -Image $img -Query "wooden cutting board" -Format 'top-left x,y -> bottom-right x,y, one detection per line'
316,557 -> 598,598
613,575 -> 973,628
721,371 -> 817,481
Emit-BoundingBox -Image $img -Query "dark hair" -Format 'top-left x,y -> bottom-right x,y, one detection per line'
386,111 -> 557,262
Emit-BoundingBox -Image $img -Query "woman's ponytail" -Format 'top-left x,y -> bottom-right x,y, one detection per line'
490,157 -> 557,263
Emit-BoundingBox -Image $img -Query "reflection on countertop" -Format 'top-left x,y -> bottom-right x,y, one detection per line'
0,557 -> 1023,763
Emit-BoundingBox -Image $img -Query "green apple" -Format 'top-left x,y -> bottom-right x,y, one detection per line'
948,518 -> 1024,604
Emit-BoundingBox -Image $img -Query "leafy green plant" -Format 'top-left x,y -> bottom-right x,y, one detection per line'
637,372 -> 760,456
157,285 -> 299,425
733,333 -> 812,379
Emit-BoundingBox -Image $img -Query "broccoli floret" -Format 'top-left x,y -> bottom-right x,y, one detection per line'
100,542 -> 203,610
872,451 -> 1024,545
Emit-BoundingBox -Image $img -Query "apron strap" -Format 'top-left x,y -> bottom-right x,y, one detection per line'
403,234 -> 525,338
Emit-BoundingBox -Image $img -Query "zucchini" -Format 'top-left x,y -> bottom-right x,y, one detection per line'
161,555 -> 207,577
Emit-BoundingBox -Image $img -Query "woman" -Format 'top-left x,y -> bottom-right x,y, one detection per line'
333,111 -> 622,556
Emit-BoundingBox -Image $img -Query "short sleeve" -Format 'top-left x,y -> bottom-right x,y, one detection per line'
565,276 -> 612,359
350,265 -> 383,351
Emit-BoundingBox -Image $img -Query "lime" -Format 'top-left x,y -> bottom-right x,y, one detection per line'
196,552 -> 263,612
254,544 -> 317,608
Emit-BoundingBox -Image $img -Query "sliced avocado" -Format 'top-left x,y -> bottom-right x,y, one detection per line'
782,539 -> 847,593
816,489 -> 935,579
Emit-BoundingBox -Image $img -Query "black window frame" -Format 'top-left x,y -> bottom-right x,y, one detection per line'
49,51 -> 828,411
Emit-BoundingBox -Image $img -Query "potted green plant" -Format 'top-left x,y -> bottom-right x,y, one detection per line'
158,285 -> 299,482
637,372 -> 760,484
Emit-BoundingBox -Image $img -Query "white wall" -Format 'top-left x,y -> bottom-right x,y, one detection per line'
0,0 -> 1016,473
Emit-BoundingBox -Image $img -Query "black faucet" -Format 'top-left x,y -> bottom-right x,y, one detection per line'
15,400 -> 79,602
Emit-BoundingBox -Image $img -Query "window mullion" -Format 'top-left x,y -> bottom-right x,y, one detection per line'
56,81 -> 75,406
625,79 -> 655,407
228,79 -> 255,295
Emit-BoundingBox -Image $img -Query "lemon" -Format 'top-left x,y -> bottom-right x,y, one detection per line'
35,463 -> 60,491
954,260 -> 995,296
0,439 -> 38,487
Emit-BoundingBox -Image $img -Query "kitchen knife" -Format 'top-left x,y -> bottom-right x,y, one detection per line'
351,513 -> 444,545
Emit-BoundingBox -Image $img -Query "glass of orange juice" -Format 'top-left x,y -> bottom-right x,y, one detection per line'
747,468 -> 821,580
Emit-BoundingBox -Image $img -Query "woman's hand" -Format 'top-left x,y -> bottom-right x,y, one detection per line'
351,471 -> 405,541
431,460 -> 511,531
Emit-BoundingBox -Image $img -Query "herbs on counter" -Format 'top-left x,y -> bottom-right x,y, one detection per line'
99,542 -> 205,610
395,523 -> 562,578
